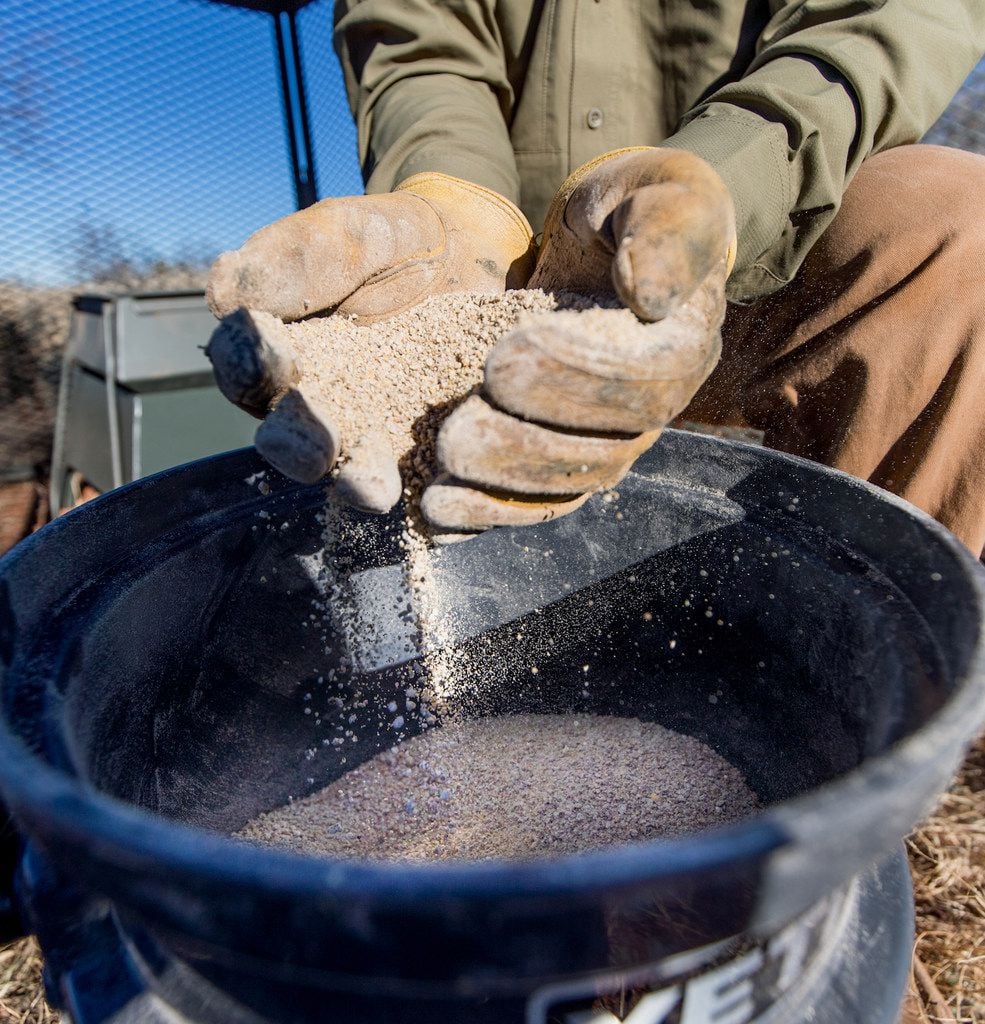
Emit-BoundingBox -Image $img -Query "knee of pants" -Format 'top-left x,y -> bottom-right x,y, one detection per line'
814,143 -> 985,274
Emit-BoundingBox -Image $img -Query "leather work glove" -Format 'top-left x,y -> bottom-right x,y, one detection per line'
419,147 -> 736,533
205,173 -> 535,511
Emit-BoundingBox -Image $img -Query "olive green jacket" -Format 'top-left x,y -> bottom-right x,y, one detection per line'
335,1 -> 984,301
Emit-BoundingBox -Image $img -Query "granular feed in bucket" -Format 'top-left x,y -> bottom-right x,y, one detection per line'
236,714 -> 759,861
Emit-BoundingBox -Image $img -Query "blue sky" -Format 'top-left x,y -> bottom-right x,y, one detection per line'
3,2 -> 983,287
0,0 -> 363,285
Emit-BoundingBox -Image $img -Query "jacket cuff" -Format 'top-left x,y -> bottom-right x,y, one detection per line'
662,107 -> 793,301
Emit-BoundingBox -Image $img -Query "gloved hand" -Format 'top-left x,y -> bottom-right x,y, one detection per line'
205,173 -> 535,511
420,147 -> 736,532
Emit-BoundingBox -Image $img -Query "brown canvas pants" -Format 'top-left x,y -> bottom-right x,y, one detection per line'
686,144 -> 985,557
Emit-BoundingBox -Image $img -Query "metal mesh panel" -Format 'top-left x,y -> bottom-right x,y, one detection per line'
298,0 -> 364,204
924,57 -> 985,155
0,0 -> 361,469
0,0 -> 360,287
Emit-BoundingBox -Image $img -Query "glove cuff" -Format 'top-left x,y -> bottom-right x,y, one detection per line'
395,172 -> 536,286
541,148 -> 736,278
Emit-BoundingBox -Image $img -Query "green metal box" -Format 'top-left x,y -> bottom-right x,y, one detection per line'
51,291 -> 257,510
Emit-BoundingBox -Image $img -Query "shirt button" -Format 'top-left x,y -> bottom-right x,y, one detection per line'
586,107 -> 604,129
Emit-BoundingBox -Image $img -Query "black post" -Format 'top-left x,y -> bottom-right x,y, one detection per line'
273,9 -> 318,210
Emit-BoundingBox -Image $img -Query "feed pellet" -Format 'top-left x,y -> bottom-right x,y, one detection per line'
237,714 -> 759,862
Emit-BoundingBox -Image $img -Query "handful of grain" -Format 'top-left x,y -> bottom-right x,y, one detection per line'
282,289 -> 644,490
284,290 -> 562,466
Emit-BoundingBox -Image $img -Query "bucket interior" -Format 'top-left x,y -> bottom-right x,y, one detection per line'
20,464 -> 952,841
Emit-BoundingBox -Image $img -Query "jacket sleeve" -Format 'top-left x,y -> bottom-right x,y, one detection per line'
333,0 -> 520,203
662,0 -> 985,302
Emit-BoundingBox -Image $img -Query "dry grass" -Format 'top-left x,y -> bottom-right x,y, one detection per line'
908,734 -> 985,1023
0,937 -> 57,1023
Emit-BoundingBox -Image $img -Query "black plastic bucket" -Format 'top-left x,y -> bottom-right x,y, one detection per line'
0,430 -> 983,1024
